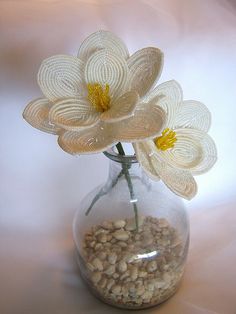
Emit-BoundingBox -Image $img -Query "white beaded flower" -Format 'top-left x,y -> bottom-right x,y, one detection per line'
133,80 -> 217,200
23,30 -> 166,154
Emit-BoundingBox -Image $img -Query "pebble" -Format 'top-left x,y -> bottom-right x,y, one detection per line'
82,215 -> 184,309
113,273 -> 119,279
155,280 -> 166,289
111,284 -> 121,295
108,252 -> 117,265
146,281 -> 155,291
90,241 -> 95,248
123,253 -> 136,263
106,278 -> 115,290
95,243 -> 102,251
97,251 -> 107,260
87,262 -> 95,272
117,241 -> 127,248
113,220 -> 126,229
104,265 -> 116,276
139,271 -> 148,278
100,277 -> 107,289
130,266 -> 138,281
147,261 -> 157,273
91,271 -> 101,284
159,218 -> 169,228
113,230 -> 129,241
142,290 -> 153,302
142,232 -> 153,246
117,261 -> 127,273
92,258 -> 103,271
102,221 -> 113,230
136,285 -> 145,296
120,271 -> 130,281
125,216 -> 145,231
97,233 -> 107,243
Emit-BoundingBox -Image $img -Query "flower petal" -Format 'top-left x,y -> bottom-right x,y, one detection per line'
158,128 -> 217,175
78,30 -> 129,61
142,80 -> 183,128
100,91 -> 139,123
38,55 -> 85,102
49,97 -> 100,131
58,123 -> 116,155
157,160 -> 197,200
84,49 -> 129,98
134,141 -> 197,200
23,98 -> 61,134
133,141 -> 160,181
174,100 -> 211,132
127,47 -> 164,98
113,103 -> 166,142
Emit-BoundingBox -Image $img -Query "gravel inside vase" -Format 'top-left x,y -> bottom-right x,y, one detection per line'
77,215 -> 186,309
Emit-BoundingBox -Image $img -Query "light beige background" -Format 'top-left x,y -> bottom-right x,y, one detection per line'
0,1 -> 236,313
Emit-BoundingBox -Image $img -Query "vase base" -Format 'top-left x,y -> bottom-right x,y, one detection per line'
78,263 -> 183,310
74,215 -> 187,310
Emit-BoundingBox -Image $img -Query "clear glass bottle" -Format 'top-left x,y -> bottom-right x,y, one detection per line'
73,148 -> 189,309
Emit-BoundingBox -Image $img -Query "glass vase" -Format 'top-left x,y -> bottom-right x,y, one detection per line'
73,148 -> 189,309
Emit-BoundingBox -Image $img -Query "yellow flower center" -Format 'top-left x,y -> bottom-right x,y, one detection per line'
155,128 -> 177,151
87,83 -> 111,112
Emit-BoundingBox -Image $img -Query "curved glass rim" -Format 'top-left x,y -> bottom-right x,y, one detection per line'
103,147 -> 138,164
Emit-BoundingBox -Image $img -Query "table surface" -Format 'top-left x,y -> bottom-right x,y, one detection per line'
0,1 -> 236,314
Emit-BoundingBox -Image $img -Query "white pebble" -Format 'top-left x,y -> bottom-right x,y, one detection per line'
102,221 -> 113,230
100,277 -> 107,289
146,281 -> 155,291
92,258 -> 103,271
87,263 -> 95,272
155,280 -> 166,289
142,235 -> 153,246
113,230 -> 129,241
111,284 -> 121,295
142,290 -> 153,302
113,220 -> 126,229
120,271 -> 130,281
97,233 -> 107,243
125,216 -> 145,231
106,279 -> 115,290
136,285 -> 145,296
147,261 -> 157,273
139,271 -> 148,278
130,266 -> 138,281
117,241 -> 127,248
108,252 -> 117,265
97,251 -> 107,260
91,272 -> 101,284
90,241 -> 95,248
95,243 -> 102,251
104,265 -> 115,276
118,261 -> 127,273
123,253 -> 136,263
159,218 -> 169,228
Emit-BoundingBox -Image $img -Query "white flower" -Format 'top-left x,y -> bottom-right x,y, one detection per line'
134,80 -> 217,200
23,30 -> 166,154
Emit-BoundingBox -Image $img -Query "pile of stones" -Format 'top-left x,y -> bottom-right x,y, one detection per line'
81,216 -> 185,308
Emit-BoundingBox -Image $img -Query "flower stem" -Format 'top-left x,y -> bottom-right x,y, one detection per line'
115,143 -> 139,231
85,169 -> 124,216
85,142 -> 139,230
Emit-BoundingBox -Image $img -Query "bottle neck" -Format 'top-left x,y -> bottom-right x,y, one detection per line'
104,148 -> 151,188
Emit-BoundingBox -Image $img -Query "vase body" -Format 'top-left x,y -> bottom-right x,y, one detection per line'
73,149 -> 189,309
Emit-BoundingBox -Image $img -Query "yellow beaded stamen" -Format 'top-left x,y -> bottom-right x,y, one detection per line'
87,83 -> 111,112
155,128 -> 177,151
